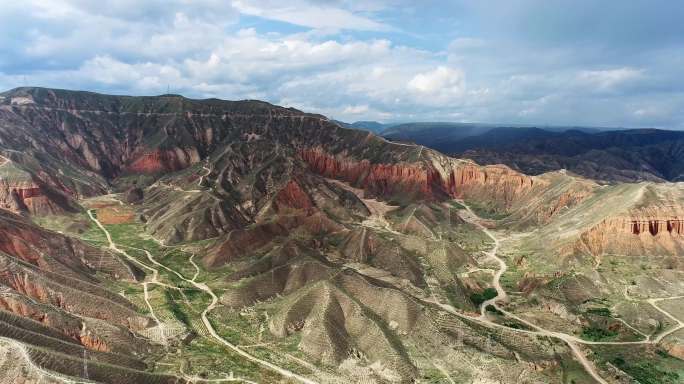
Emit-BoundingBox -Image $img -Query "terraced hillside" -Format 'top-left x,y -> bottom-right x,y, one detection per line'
0,87 -> 682,383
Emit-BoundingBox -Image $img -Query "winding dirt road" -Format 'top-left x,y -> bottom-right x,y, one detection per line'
449,200 -> 684,384
84,192 -> 683,384
458,204 -> 508,318
87,208 -> 317,384
87,209 -> 168,339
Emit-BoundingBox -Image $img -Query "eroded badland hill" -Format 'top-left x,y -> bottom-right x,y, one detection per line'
0,87 -> 682,384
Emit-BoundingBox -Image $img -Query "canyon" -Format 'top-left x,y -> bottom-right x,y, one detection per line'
0,87 -> 681,384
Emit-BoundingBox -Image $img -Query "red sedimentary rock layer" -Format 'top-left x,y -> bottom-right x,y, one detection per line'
299,147 -> 536,203
206,222 -> 290,267
575,215 -> 684,258
0,295 -> 111,352
300,147 -> 433,198
632,219 -> 683,235
0,179 -> 74,216
584,216 -> 684,238
125,148 -> 200,174
0,181 -> 47,215
12,187 -> 43,200
0,273 -> 53,304
79,334 -> 110,352
443,163 -> 537,206
206,212 -> 343,268
611,217 -> 683,236
0,229 -> 43,266
274,180 -> 314,212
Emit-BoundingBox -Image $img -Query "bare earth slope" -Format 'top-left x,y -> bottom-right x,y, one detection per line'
0,87 -> 682,383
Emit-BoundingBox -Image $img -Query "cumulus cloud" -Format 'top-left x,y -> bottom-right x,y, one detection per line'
0,0 -> 683,128
408,66 -> 465,95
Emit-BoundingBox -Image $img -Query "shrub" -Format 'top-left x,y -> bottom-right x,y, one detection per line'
470,288 -> 498,306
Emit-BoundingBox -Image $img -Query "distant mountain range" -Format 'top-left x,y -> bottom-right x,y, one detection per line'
347,121 -> 684,182
332,120 -> 391,133
338,120 -> 605,136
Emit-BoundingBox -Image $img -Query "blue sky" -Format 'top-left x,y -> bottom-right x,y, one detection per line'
2,1 -> 683,128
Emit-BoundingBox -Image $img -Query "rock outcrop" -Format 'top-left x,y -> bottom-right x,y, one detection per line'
299,146 -> 538,206
125,148 -> 201,174
0,170 -> 74,215
632,218 -> 684,235
578,214 -> 684,258
274,179 -> 315,213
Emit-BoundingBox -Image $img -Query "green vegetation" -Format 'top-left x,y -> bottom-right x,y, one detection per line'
611,356 -> 680,384
585,307 -> 612,317
165,290 -> 190,326
485,305 -> 502,315
580,326 -> 617,341
464,200 -> 509,220
502,320 -> 530,330
448,201 -> 465,210
421,368 -> 457,383
80,200 -> 294,380
593,345 -> 684,384
470,288 -> 498,306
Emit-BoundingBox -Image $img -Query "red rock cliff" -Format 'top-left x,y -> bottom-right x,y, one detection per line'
576,214 -> 684,258
125,147 -> 200,174
0,179 -> 64,215
299,147 -> 537,204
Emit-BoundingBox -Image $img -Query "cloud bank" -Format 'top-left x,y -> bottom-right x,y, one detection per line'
1,0 -> 683,128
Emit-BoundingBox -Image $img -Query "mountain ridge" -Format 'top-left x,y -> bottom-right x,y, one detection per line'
380,122 -> 684,182
0,87 -> 682,383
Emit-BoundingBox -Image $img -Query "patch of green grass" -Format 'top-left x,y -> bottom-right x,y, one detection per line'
420,368 -> 457,383
560,357 -> 596,384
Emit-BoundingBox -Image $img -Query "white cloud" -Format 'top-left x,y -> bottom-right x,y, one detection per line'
231,0 -> 390,31
79,56 -> 181,88
1,1 -> 683,128
407,66 -> 465,99
342,104 -> 370,114
577,67 -> 643,90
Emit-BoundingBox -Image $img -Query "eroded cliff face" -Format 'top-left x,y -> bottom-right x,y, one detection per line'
0,179 -> 67,215
0,209 -> 134,280
125,148 -> 201,174
0,291 -> 134,353
0,210 -> 151,344
300,147 -> 432,199
631,218 -> 683,235
299,146 -> 539,206
441,162 -> 538,206
577,214 -> 684,259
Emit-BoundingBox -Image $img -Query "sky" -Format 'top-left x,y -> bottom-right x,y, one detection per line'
1,1 -> 684,128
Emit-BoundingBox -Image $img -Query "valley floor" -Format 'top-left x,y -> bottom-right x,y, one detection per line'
17,191 -> 684,384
